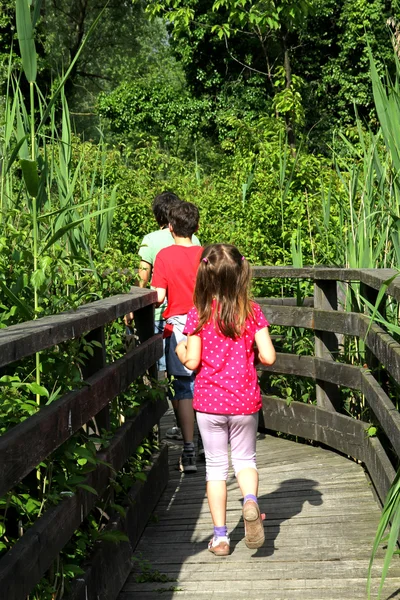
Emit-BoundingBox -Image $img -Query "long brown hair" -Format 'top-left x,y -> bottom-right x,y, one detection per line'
193,244 -> 253,339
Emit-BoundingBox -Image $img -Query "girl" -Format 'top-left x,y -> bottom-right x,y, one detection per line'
176,244 -> 276,556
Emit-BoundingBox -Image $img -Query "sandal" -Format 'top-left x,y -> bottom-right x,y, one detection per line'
208,535 -> 230,556
243,500 -> 265,549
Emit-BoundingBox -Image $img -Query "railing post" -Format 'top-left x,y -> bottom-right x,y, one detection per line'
314,280 -> 341,411
134,302 -> 158,381
82,326 -> 109,432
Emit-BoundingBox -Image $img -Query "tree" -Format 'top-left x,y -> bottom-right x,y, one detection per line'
145,0 -> 317,148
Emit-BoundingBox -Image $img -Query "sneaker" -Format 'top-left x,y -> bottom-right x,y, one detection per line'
166,426 -> 183,441
208,535 -> 230,556
180,451 -> 197,473
197,436 -> 205,460
243,500 -> 265,549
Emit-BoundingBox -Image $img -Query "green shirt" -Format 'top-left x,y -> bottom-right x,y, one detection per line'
138,228 -> 200,321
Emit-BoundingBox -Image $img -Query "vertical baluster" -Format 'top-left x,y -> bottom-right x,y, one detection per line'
314,279 -> 341,411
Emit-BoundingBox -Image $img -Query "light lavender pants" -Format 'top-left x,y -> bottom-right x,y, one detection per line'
196,411 -> 259,481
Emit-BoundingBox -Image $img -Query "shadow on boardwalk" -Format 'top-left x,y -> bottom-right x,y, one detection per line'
229,478 -> 323,557
118,416 -> 400,600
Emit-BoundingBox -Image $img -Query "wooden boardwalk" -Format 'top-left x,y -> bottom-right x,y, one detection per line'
118,409 -> 400,600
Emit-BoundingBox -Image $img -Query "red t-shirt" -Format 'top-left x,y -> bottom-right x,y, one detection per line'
184,302 -> 269,415
151,245 -> 203,319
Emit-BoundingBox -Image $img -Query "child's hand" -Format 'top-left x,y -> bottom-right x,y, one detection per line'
124,312 -> 134,326
175,341 -> 187,362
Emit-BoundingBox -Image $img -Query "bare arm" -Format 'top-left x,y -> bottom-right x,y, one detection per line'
124,261 -> 153,325
155,287 -> 167,306
138,260 -> 152,288
255,327 -> 276,365
175,335 -> 202,371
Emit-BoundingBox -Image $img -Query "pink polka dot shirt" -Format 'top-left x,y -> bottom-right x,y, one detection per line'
184,302 -> 269,415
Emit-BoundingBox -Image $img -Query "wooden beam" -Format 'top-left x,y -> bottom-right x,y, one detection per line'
360,370 -> 400,459
359,269 -> 400,302
0,395 -> 168,600
65,447 -> 169,600
260,395 -> 396,504
260,354 -> 362,390
0,290 -> 157,368
0,336 -> 163,497
314,281 -> 340,411
251,266 -> 361,280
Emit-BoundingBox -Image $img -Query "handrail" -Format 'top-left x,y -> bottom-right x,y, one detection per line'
0,288 -> 167,600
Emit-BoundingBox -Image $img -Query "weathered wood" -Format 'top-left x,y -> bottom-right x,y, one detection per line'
260,395 -> 396,504
134,302 -> 157,381
66,446 -> 169,600
0,336 -> 163,498
360,369 -> 400,459
251,266 -> 362,281
251,266 -> 400,302
0,290 -> 157,368
358,314 -> 400,386
0,395 -> 168,600
359,268 -> 400,303
261,395 -> 369,459
117,421 -> 400,600
257,297 -> 314,307
362,436 -> 397,505
313,280 -> 340,411
258,303 -> 359,334
82,326 -> 110,431
260,354 -> 362,390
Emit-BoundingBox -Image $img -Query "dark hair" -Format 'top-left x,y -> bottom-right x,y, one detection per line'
168,201 -> 199,238
152,191 -> 181,227
193,244 -> 253,339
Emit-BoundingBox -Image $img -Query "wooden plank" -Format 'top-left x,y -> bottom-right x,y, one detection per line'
251,266 -> 362,281
256,297 -> 314,307
82,326 -> 110,431
0,395 -> 168,600
117,422 -> 400,600
361,370 -> 400,459
359,268 -> 400,302
358,314 -> 400,388
0,335 -> 163,497
66,446 -> 169,600
0,289 -> 157,368
314,280 -> 341,410
261,395 -> 369,459
362,436 -> 397,505
260,354 -> 362,389
260,395 -> 397,505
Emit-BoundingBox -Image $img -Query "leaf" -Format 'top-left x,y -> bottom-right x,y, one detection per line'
20,158 -> 39,197
96,530 -> 129,543
16,0 -> 37,83
27,382 -> 49,397
0,281 -> 33,320
77,483 -> 98,496
42,206 -> 116,251
75,446 -> 97,464
5,135 -> 29,175
98,185 -> 118,251
63,564 -> 85,576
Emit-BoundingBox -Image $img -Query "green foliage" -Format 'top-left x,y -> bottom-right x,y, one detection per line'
97,79 -> 213,154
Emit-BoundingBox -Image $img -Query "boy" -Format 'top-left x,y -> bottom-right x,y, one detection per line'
151,201 -> 202,473
125,191 -> 200,378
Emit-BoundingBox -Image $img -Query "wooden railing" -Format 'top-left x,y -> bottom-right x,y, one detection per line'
254,267 -> 400,506
0,288 -> 167,600
0,268 -> 399,599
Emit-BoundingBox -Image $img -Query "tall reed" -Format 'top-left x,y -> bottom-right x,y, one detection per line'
1,1 -> 116,404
